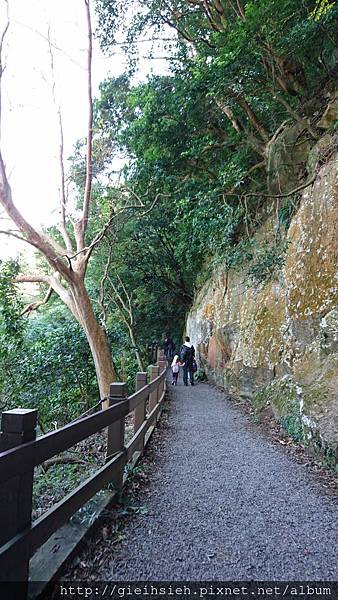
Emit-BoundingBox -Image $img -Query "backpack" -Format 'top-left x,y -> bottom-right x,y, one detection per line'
180,344 -> 192,363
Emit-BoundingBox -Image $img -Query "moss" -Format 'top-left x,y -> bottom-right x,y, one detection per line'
307,432 -> 338,470
253,378 -> 305,442
252,377 -> 338,468
203,303 -> 215,320
263,378 -> 298,418
285,163 -> 338,319
237,283 -> 285,368
280,414 -> 304,442
252,387 -> 270,413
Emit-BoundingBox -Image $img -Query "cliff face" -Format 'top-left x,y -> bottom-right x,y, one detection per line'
187,148 -> 338,460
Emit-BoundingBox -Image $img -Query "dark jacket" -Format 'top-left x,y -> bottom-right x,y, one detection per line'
180,343 -> 195,365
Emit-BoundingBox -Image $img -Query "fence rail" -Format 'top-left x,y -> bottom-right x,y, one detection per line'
0,357 -> 167,591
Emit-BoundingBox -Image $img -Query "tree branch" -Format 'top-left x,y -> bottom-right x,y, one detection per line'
0,0 -> 9,130
15,272 -> 77,318
0,15 -> 72,280
270,91 -> 318,140
244,172 -> 317,200
67,191 -> 169,268
21,286 -> 54,316
46,26 -> 74,254
108,276 -> 130,316
98,244 -> 113,331
76,0 -> 93,251
16,273 -> 52,284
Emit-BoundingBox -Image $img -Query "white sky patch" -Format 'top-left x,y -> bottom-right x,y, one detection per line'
0,0 -> 170,258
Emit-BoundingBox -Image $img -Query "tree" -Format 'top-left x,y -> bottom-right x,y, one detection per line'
0,259 -> 25,410
93,0 -> 338,290
0,0 -> 156,398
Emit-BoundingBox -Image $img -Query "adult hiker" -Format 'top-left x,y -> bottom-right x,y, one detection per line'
163,335 -> 175,365
180,336 -> 196,386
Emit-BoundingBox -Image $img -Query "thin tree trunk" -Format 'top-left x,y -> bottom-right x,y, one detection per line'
127,323 -> 144,371
235,96 -> 270,142
71,278 -> 117,399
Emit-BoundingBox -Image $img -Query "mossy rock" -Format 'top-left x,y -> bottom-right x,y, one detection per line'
266,123 -> 314,194
253,377 -> 298,417
253,377 -> 306,443
280,414 -> 304,442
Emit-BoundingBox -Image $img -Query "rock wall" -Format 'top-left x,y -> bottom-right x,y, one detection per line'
187,150 -> 338,459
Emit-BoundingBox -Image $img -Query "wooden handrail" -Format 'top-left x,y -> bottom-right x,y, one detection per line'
0,370 -> 167,483
0,400 -> 128,483
128,369 -> 165,412
0,384 -> 167,567
126,390 -> 164,460
0,451 -> 126,566
0,364 -> 167,586
128,385 -> 149,412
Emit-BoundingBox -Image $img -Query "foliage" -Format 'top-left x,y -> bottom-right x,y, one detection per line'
0,260 -> 26,408
3,0 -> 338,429
0,300 -> 99,430
0,259 -> 24,345
280,415 -> 304,443
93,0 -> 338,304
246,236 -> 290,286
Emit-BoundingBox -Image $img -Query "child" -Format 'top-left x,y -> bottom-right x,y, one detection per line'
171,355 -> 180,385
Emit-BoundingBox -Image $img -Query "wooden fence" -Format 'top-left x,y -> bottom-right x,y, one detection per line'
0,357 -> 167,589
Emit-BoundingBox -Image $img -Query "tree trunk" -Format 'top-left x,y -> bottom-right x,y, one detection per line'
236,96 -> 270,142
71,277 -> 117,399
127,323 -> 144,372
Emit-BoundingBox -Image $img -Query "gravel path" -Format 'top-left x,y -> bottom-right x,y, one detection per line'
104,381 -> 338,581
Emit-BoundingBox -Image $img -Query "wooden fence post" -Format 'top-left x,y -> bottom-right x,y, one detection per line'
0,408 -> 37,588
158,359 -> 167,401
134,372 -> 147,453
148,365 -> 159,411
107,383 -> 127,491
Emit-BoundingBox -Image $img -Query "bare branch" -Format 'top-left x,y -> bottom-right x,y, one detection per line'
107,273 -> 144,371
0,0 -> 10,130
119,186 -> 146,206
66,202 -> 118,265
15,271 -> 77,318
270,91 -> 318,140
244,172 -> 317,200
0,2 -> 9,49
10,18 -> 86,70
0,228 -> 30,244
98,244 -> 113,331
108,276 -> 130,316
0,20 -> 73,283
116,273 -> 133,319
65,190 -> 169,269
0,169 -> 73,281
21,286 -> 54,316
46,25 -> 74,254
16,273 -> 52,284
76,0 -> 93,251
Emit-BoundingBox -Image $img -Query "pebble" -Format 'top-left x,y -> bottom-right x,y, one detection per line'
101,381 -> 338,581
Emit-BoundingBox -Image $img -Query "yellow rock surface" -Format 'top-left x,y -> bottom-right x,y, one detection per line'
187,152 -> 338,447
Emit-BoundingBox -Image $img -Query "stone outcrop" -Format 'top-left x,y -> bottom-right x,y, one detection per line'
317,91 -> 338,129
187,148 -> 338,461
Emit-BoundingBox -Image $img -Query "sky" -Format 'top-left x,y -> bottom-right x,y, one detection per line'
0,0 -> 168,258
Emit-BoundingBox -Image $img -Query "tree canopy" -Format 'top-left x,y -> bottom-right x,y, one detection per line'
1,0 -> 337,427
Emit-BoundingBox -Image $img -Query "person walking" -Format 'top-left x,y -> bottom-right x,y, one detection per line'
171,355 -> 180,385
180,336 -> 195,386
163,336 -> 175,366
